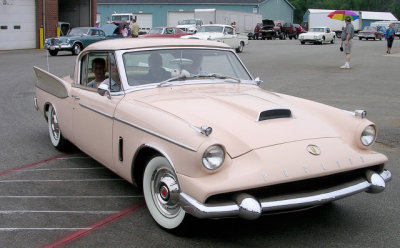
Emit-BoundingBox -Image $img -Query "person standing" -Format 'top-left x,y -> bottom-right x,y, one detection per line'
130,19 -> 139,38
340,16 -> 354,69
385,24 -> 395,54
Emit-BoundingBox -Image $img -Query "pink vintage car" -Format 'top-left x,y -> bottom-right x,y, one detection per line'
34,38 -> 391,230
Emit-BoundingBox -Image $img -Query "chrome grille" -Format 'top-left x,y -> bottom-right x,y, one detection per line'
50,39 -> 59,45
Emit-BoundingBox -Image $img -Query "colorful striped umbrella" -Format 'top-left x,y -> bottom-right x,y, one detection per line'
327,10 -> 360,21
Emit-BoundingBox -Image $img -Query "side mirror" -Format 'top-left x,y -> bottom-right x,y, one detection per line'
254,77 -> 263,87
97,83 -> 111,99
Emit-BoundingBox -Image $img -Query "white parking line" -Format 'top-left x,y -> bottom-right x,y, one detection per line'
21,167 -> 106,171
0,228 -> 91,231
0,195 -> 142,198
0,179 -> 124,183
0,210 -> 120,214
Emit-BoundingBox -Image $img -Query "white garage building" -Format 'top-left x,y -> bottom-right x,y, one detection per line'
0,0 -> 36,50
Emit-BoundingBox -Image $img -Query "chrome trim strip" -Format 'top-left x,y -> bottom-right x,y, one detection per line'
78,103 -> 114,119
179,169 -> 391,219
33,97 -> 38,111
115,117 -> 197,152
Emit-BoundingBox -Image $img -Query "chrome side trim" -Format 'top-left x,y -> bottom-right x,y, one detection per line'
33,97 -> 38,111
78,103 -> 114,119
115,117 -> 197,152
179,169 -> 392,219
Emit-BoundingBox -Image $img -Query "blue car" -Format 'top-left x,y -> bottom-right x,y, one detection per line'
44,24 -> 122,56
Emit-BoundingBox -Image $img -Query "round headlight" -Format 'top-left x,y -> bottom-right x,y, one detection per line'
361,125 -> 376,146
202,145 -> 225,170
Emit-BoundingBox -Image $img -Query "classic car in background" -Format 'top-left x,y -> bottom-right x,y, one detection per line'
44,24 -> 122,56
176,19 -> 203,34
139,27 -> 190,38
299,27 -> 336,44
34,38 -> 391,231
358,26 -> 384,40
260,19 -> 285,40
248,23 -> 262,40
282,22 -> 298,40
181,24 -> 248,53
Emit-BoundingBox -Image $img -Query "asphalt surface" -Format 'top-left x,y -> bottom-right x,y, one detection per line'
0,38 -> 399,248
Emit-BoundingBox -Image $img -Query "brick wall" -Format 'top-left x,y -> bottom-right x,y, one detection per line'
35,0 -> 96,49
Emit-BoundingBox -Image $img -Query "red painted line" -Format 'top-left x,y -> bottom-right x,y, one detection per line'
0,154 -> 70,177
43,203 -> 145,248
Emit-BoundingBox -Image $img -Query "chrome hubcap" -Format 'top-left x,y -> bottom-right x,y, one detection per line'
50,109 -> 60,141
151,168 -> 181,218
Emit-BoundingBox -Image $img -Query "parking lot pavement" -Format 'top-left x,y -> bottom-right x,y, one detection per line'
0,39 -> 399,247
0,153 -> 144,247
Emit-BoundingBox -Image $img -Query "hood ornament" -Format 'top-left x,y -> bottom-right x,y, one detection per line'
191,125 -> 213,137
307,145 -> 321,155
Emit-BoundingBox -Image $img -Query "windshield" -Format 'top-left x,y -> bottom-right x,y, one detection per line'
68,27 -> 90,35
180,19 -> 196,25
197,26 -> 224,33
363,26 -> 376,31
112,15 -> 130,22
309,28 -> 324,32
149,28 -> 164,34
122,48 -> 252,86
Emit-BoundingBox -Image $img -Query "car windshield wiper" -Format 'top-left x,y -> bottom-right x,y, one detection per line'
158,74 -> 195,87
199,73 -> 241,84
158,73 -> 241,87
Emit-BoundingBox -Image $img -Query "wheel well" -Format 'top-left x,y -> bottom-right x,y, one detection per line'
73,42 -> 83,49
132,146 -> 161,191
44,102 -> 51,122
240,41 -> 245,46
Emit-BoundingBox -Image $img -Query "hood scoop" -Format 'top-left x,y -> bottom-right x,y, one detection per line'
258,109 -> 292,121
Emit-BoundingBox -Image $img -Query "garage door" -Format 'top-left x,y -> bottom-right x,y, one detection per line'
167,12 -> 194,27
134,13 -> 152,33
0,0 -> 36,49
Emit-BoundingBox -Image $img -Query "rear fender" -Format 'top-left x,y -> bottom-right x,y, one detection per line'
33,66 -> 68,99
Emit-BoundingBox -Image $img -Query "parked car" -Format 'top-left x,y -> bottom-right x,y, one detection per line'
282,23 -> 298,39
293,23 -> 306,34
139,27 -> 190,38
33,38 -> 391,231
248,23 -> 263,40
299,27 -> 336,45
181,24 -> 248,53
44,24 -> 122,56
260,19 -> 285,40
358,26 -> 384,40
176,19 -> 203,34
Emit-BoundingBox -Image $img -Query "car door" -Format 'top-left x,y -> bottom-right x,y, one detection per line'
164,28 -> 175,38
221,26 -> 239,48
70,52 -> 124,170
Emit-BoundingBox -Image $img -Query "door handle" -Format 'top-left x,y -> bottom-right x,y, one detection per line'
71,95 -> 80,100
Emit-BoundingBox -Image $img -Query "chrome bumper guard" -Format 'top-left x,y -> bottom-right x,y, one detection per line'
179,169 -> 392,220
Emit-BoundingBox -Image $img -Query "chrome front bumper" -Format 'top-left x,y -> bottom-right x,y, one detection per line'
179,169 -> 391,220
44,44 -> 72,51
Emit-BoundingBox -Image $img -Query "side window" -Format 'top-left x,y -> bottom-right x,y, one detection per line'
80,54 -> 89,86
225,27 -> 234,35
105,53 -> 122,92
80,53 -> 109,88
99,30 -> 105,36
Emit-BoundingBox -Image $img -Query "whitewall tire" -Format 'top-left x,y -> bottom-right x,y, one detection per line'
48,105 -> 67,151
143,156 -> 186,229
